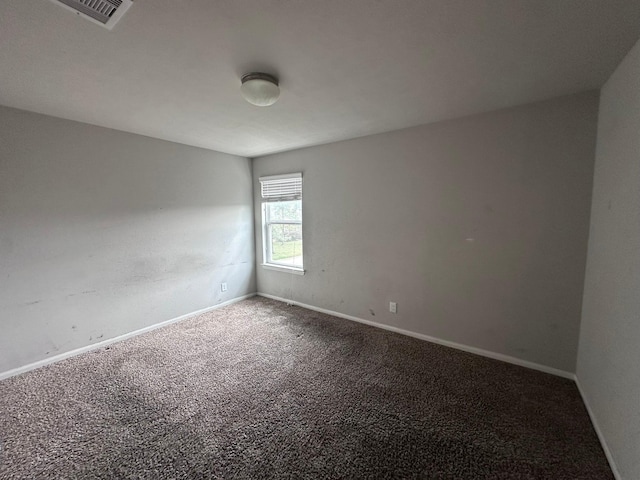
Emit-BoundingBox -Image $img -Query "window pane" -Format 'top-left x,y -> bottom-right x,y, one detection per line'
270,223 -> 303,267
267,200 -> 301,222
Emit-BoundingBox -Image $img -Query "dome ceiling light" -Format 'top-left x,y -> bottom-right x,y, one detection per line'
240,72 -> 280,107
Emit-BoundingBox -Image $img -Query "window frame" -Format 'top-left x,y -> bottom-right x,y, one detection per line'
259,173 -> 304,275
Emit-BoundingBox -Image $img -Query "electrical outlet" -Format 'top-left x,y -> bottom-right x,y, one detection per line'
221,282 -> 228,292
389,302 -> 397,314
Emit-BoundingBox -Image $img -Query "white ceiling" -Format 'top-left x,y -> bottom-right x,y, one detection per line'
1,1 -> 639,158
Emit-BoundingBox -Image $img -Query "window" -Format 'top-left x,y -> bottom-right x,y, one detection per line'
260,173 -> 304,274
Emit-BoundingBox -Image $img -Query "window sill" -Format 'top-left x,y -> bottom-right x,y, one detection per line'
261,263 -> 305,275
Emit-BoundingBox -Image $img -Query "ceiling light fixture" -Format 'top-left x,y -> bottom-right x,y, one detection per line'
240,72 -> 280,107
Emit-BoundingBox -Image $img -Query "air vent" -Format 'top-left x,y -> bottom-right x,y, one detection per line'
50,0 -> 133,30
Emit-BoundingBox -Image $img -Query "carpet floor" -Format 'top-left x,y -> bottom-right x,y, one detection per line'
0,296 -> 612,479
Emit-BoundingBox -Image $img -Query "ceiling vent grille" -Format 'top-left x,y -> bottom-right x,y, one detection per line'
50,0 -> 133,30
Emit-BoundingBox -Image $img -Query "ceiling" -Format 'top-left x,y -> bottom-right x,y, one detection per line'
1,1 -> 640,158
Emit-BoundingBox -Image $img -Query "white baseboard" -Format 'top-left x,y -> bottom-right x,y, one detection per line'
0,293 -> 257,381
257,292 -> 575,380
3,290 -> 616,477
575,376 -> 621,480
257,293 -> 621,477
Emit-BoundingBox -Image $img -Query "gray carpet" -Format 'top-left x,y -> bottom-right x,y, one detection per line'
0,296 -> 612,479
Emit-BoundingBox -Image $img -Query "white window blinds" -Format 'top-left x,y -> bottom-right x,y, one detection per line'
260,173 -> 302,202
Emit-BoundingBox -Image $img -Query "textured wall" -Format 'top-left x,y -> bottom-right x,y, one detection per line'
578,38 -> 640,480
254,92 -> 598,373
0,106 -> 255,374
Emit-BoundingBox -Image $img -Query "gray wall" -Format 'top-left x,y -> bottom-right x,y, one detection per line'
0,106 -> 255,374
577,39 -> 640,480
254,92 -> 599,373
